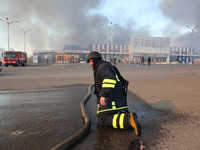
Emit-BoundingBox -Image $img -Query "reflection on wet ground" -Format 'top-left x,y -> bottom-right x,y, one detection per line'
71,88 -> 191,150
0,85 -> 88,150
0,85 -> 195,150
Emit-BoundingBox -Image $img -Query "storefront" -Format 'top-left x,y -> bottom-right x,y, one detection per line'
55,54 -> 80,63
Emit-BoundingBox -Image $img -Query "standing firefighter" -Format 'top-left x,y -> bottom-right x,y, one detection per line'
140,56 -> 145,65
87,51 -> 141,136
147,56 -> 151,66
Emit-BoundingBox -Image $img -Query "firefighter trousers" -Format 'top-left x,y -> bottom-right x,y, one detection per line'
97,111 -> 131,129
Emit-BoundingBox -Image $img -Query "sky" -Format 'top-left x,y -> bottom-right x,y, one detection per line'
0,0 -> 200,56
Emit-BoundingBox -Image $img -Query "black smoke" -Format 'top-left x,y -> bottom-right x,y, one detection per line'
159,0 -> 200,54
0,0 -> 104,50
0,0 -> 199,54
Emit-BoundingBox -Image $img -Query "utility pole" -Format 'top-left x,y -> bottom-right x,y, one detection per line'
186,25 -> 199,64
0,18 -> 19,51
102,22 -> 118,62
20,28 -> 31,53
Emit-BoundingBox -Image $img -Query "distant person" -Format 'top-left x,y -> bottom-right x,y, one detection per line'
140,56 -> 145,65
114,57 -> 117,66
147,56 -> 151,66
87,51 -> 141,136
118,59 -> 121,64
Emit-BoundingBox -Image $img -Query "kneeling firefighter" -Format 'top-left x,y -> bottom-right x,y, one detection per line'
87,51 -> 141,136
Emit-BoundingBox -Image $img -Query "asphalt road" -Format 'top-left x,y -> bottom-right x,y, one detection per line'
70,87 -> 185,150
0,85 -> 88,150
0,63 -> 200,149
0,84 -> 180,150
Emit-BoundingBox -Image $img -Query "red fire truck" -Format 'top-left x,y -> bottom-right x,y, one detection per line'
4,51 -> 27,67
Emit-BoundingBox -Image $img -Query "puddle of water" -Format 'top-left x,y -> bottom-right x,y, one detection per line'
0,95 -> 11,106
71,89 -> 192,150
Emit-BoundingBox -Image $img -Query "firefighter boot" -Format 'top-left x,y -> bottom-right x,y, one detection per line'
129,113 -> 141,136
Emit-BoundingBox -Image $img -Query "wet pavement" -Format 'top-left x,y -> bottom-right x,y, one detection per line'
0,84 -> 181,150
70,87 -> 190,150
1,64 -> 199,149
0,85 -> 88,150
0,84 -> 197,150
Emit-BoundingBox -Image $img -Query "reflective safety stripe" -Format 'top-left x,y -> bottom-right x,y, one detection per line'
119,114 -> 125,129
116,74 -> 120,82
97,104 -> 100,114
102,79 -> 116,88
97,106 -> 128,114
112,114 -> 118,129
102,84 -> 115,88
112,101 -> 115,105
112,101 -> 116,109
103,79 -> 116,84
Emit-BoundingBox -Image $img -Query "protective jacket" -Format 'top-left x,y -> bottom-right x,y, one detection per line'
93,60 -> 128,114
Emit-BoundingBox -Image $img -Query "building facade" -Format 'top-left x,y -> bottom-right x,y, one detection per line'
130,36 -> 170,63
129,36 -> 199,64
91,44 -> 130,61
169,47 -> 194,63
32,50 -> 55,64
31,36 -> 199,64
55,53 -> 80,63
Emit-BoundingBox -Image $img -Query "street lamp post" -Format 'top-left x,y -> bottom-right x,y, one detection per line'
102,22 -> 118,62
186,25 -> 199,64
20,28 -> 31,53
0,18 -> 19,51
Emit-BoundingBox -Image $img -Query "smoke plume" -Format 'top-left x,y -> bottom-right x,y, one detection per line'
159,0 -> 200,54
0,0 -> 200,54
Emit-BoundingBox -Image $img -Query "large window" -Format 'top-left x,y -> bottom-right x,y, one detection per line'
56,54 -> 80,63
5,52 -> 17,58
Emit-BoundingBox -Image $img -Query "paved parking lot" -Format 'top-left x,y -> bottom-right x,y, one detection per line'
0,85 -> 89,150
0,63 -> 200,149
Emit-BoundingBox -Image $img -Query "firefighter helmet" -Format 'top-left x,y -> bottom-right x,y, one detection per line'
86,51 -> 102,62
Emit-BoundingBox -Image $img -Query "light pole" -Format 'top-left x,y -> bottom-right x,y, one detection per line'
20,28 -> 31,53
102,22 -> 118,62
186,25 -> 199,64
0,18 -> 19,51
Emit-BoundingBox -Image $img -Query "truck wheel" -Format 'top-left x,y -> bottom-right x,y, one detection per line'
15,61 -> 19,66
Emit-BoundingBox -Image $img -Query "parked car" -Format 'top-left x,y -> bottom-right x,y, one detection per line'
0,61 -> 2,72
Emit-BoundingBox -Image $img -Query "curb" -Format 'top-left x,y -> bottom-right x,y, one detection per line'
51,84 -> 94,150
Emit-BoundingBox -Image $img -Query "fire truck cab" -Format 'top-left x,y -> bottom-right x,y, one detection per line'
4,51 -> 27,67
